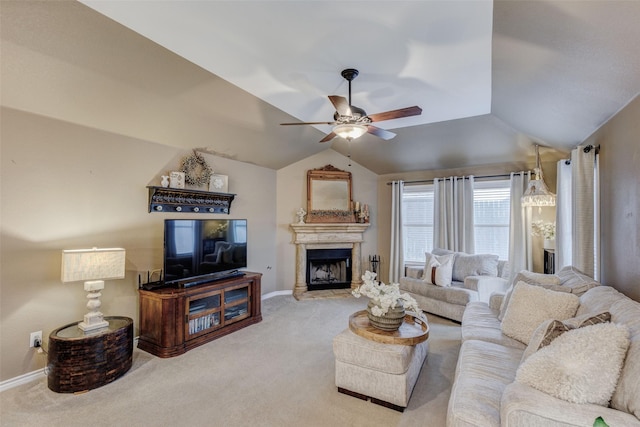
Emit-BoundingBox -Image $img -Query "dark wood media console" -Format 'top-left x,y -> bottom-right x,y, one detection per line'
138,272 -> 262,357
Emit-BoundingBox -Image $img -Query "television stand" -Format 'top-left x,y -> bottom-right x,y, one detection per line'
138,272 -> 262,358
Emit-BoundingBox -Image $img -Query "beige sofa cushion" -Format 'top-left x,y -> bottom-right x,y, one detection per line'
501,282 -> 579,345
399,277 -> 474,306
448,339 -> 523,427
461,302 -> 526,349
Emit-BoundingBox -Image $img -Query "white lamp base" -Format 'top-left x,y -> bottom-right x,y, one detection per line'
78,319 -> 109,332
79,280 -> 109,333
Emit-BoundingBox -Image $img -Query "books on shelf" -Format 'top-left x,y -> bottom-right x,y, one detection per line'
189,312 -> 220,335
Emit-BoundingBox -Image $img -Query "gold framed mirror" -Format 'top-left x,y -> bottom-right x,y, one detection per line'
306,165 -> 355,223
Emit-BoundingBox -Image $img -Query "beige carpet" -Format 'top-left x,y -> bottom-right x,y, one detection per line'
0,295 -> 461,427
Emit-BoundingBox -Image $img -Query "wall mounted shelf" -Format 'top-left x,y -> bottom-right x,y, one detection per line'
147,186 -> 235,214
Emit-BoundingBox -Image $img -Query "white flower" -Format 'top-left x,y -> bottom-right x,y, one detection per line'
531,220 -> 556,239
352,270 -> 422,317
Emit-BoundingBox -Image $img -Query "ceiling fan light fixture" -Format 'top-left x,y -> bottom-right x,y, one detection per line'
333,123 -> 367,140
521,144 -> 556,207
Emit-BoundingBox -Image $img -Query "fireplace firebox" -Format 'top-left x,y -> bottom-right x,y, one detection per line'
306,249 -> 352,290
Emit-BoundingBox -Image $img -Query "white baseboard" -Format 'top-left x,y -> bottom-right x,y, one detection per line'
262,290 -> 293,300
0,369 -> 45,393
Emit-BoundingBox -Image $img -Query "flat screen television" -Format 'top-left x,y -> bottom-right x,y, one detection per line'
164,219 -> 247,287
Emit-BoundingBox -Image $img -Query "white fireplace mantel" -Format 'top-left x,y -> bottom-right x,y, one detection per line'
290,223 -> 370,298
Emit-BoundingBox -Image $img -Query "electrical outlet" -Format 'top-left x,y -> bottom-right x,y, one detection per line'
29,331 -> 42,348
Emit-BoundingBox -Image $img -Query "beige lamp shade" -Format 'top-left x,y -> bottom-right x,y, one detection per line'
61,248 -> 126,283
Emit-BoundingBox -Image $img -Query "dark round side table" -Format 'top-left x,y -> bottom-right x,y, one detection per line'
47,316 -> 133,393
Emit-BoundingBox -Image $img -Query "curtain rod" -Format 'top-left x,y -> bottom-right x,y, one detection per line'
386,173 -> 521,186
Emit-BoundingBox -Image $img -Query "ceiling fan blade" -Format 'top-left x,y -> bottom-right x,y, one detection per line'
328,95 -> 352,117
367,106 -> 422,123
367,125 -> 396,141
280,121 -> 335,126
319,132 -> 337,143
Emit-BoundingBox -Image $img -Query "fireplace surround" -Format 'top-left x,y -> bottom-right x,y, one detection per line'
290,223 -> 370,298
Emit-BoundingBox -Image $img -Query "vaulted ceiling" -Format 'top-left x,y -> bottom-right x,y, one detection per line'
3,1 -> 640,174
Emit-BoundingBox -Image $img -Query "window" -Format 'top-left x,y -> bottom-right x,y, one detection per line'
402,184 -> 434,264
402,179 -> 512,264
473,180 -> 510,260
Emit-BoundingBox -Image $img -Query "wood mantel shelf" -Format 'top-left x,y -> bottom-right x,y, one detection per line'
147,186 -> 235,214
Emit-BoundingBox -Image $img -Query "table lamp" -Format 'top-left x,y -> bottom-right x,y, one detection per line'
61,247 -> 126,332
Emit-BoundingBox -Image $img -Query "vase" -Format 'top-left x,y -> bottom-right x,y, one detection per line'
366,300 -> 405,331
544,239 -> 555,250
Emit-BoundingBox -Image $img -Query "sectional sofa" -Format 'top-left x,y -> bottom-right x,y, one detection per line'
447,267 -> 640,427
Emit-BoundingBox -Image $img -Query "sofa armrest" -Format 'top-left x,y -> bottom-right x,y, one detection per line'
463,276 -> 509,303
489,293 -> 505,312
502,382 -> 640,427
404,266 -> 424,280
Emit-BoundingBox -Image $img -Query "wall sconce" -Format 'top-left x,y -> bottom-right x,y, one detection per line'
61,247 -> 126,332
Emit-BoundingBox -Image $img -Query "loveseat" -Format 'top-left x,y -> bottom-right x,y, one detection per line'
399,249 -> 510,322
447,266 -> 640,427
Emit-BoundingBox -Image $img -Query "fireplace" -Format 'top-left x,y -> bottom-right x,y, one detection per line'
306,249 -> 352,290
290,223 -> 370,298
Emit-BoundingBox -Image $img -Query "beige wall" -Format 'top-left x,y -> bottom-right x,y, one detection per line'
587,95 -> 640,301
276,150 -> 379,291
0,107 -> 277,381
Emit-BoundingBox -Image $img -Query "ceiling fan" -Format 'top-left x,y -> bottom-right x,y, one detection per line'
280,68 -> 422,143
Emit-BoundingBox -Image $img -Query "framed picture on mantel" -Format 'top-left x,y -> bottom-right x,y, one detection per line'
209,174 -> 228,193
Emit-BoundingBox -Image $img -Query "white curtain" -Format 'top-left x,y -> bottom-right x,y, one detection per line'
508,171 -> 533,280
555,146 -> 599,278
389,180 -> 404,283
433,176 -> 475,253
556,160 -> 573,271
572,146 -> 598,278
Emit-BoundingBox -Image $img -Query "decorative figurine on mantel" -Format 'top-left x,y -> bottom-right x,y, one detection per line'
296,207 -> 306,224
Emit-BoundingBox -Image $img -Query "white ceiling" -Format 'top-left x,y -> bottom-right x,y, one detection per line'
5,1 -> 640,175
80,1 -> 494,135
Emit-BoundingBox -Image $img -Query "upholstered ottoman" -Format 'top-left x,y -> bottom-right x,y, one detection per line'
332,328 -> 429,411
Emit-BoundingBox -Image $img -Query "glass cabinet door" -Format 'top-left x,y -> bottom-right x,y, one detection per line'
187,291 -> 222,337
223,285 -> 250,323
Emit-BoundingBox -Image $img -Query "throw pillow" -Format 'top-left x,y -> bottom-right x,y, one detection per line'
516,322 -> 631,405
521,312 -> 612,362
422,252 -> 454,287
498,270 -> 567,321
556,266 -> 601,295
501,282 -> 580,345
450,252 -> 499,282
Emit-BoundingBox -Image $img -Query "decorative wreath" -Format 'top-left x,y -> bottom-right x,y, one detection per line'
181,151 -> 213,187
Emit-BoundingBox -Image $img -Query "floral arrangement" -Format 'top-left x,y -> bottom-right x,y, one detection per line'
531,220 -> 556,239
352,271 -> 421,317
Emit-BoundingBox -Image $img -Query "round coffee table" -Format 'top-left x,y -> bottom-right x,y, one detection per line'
348,310 -> 429,345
